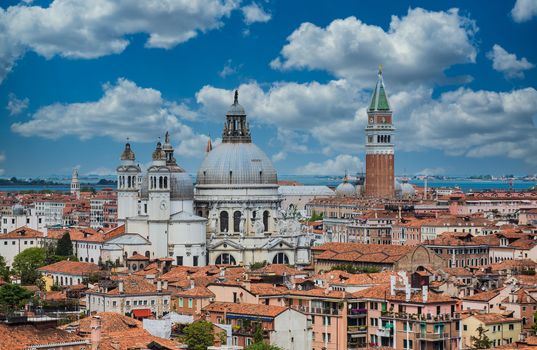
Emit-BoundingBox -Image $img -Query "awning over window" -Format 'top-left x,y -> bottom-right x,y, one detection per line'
133,308 -> 152,318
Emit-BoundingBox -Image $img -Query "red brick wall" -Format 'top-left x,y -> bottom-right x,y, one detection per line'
365,154 -> 394,198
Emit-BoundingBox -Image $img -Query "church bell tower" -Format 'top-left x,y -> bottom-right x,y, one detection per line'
365,66 -> 395,198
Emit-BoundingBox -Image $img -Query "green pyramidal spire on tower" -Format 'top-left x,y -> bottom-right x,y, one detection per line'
369,65 -> 391,112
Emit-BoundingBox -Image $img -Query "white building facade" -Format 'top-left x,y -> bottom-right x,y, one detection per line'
195,91 -> 312,267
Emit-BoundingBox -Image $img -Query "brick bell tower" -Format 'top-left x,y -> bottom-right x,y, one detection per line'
365,66 -> 395,198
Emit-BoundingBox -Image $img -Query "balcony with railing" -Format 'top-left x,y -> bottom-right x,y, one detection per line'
348,308 -> 368,317
380,311 -> 460,322
290,305 -> 340,316
415,332 -> 450,341
348,325 -> 368,334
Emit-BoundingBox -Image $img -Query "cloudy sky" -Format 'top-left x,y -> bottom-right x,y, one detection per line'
1,0 -> 536,177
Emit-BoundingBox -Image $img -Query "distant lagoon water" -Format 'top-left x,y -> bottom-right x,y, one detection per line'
0,175 -> 535,193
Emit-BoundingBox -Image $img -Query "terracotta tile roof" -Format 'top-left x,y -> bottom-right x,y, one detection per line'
314,270 -> 396,286
463,289 -> 501,302
442,267 -> 473,277
313,242 -> 413,264
252,264 -> 304,276
509,238 -> 537,249
203,302 -> 288,318
248,283 -> 288,296
0,227 -> 45,239
502,288 -> 537,304
0,323 -> 85,349
175,286 -> 215,298
287,288 -> 350,299
44,291 -> 68,301
60,312 -> 141,334
487,259 -> 537,271
127,253 -> 149,261
38,260 -> 101,276
104,224 -> 125,240
352,284 -> 455,303
471,313 -> 521,325
514,274 -> 537,286
99,329 -> 183,349
47,227 -> 104,243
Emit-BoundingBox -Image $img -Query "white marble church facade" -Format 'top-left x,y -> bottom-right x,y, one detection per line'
116,134 -> 207,266
194,91 -> 312,267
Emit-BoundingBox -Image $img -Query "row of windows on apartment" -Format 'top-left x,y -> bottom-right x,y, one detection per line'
311,332 -> 332,343
3,240 -> 34,245
462,324 -> 515,332
91,298 -> 168,306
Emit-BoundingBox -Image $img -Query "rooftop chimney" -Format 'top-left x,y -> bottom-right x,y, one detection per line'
190,280 -> 195,289
422,286 -> 428,303
390,276 -> 396,296
163,280 -> 168,290
405,284 -> 411,302
118,281 -> 124,294
157,280 -> 162,292
90,315 -> 101,350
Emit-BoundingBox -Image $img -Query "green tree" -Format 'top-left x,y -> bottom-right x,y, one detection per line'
56,232 -> 73,256
12,247 -> 46,285
0,255 -> 10,281
470,325 -> 492,349
0,284 -> 34,312
182,320 -> 215,350
253,323 -> 264,343
250,261 -> 268,270
245,343 -> 283,350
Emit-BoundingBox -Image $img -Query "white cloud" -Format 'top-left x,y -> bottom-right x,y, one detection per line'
85,167 -> 114,176
242,2 -> 271,25
195,79 -> 366,158
402,87 -> 537,165
11,78 -> 210,158
219,59 -> 242,78
487,44 -> 535,78
511,0 -> 537,22
295,154 -> 363,175
0,0 -> 239,83
6,93 -> 29,116
271,8 -> 477,89
417,167 -> 446,176
196,79 -> 537,166
271,151 -> 287,162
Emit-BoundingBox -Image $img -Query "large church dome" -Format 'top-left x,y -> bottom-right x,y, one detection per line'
196,90 -> 277,186
197,143 -> 277,185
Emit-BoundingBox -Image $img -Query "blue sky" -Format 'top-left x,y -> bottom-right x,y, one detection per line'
0,0 -> 536,177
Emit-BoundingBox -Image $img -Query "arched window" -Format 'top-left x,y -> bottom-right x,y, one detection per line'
145,251 -> 150,258
263,211 -> 270,232
215,253 -> 236,265
233,211 -> 242,232
377,135 -> 380,143
159,176 -> 163,189
132,264 -> 137,271
127,176 -> 131,188
220,211 -> 229,232
90,258 -> 94,263
139,263 -> 144,270
272,253 -> 289,264
164,176 -> 168,189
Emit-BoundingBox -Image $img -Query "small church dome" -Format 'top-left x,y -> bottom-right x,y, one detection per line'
335,181 -> 356,197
